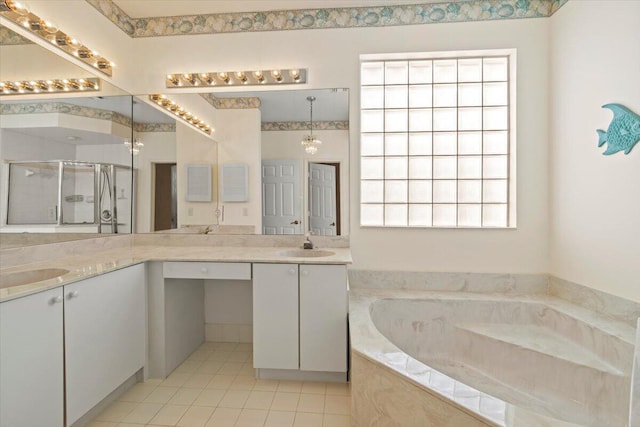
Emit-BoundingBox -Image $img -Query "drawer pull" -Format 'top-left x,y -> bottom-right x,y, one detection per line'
200,267 -> 208,274
50,296 -> 63,304
68,291 -> 79,299
301,270 -> 309,276
288,269 -> 296,275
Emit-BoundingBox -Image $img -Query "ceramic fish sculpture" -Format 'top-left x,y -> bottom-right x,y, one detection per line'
597,103 -> 640,155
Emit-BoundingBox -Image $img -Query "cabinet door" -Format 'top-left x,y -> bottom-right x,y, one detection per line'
253,263 -> 298,370
0,288 -> 64,427
300,264 -> 347,372
65,264 -> 146,426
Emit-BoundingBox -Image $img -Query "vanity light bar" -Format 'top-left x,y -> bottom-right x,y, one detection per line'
0,78 -> 100,95
149,94 -> 213,136
166,69 -> 306,88
0,0 -> 114,76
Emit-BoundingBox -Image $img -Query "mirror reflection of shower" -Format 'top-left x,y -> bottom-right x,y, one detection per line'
98,164 -> 115,233
6,161 -> 132,233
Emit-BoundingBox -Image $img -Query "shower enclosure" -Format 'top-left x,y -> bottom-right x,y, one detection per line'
6,161 -> 132,233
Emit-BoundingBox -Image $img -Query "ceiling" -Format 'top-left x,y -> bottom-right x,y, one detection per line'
215,89 -> 349,122
113,0 -> 440,18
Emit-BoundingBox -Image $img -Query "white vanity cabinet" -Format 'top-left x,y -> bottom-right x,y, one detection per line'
0,288 -> 64,427
253,263 -> 299,369
253,263 -> 348,378
299,264 -> 348,373
64,264 -> 146,426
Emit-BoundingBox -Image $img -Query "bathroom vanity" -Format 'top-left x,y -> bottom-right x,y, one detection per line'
0,238 -> 351,427
0,264 -> 145,427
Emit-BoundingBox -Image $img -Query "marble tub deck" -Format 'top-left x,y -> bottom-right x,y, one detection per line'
349,289 -> 636,427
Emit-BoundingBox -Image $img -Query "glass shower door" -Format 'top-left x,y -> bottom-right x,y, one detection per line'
7,161 -> 60,225
61,162 -> 96,226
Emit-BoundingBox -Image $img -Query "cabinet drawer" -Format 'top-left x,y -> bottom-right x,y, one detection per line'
163,262 -> 251,280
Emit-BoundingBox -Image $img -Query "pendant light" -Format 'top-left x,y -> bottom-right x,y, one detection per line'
301,96 -> 322,155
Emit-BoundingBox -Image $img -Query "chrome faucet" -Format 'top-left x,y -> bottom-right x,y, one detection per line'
303,235 -> 314,249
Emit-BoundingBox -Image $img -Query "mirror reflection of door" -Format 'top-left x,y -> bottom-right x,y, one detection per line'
309,163 -> 339,236
153,163 -> 177,231
262,160 -> 302,234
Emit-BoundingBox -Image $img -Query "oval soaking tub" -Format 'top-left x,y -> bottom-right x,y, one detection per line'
349,292 -> 636,427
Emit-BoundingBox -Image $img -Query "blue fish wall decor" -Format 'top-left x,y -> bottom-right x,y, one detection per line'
596,103 -> 640,155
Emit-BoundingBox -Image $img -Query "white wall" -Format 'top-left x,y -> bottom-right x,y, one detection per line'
75,143 -> 131,166
216,109 -> 262,232
549,1 -> 640,302
262,129 -> 350,235
0,129 -> 76,161
175,123 -> 218,227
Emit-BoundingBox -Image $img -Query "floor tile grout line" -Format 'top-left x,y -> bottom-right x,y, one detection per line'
92,342 -> 350,427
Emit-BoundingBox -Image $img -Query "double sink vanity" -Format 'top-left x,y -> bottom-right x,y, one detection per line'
0,236 -> 351,427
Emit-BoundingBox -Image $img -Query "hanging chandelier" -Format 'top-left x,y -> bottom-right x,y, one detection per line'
124,137 -> 143,155
301,96 -> 322,155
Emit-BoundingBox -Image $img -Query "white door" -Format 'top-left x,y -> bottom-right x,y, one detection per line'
309,163 -> 337,236
299,264 -> 348,373
262,160 -> 302,234
65,264 -> 146,426
253,263 -> 299,370
0,288 -> 64,427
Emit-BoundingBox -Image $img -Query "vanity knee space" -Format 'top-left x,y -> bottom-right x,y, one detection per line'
151,261 -> 349,382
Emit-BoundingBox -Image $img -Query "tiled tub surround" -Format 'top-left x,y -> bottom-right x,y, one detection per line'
349,274 -> 638,427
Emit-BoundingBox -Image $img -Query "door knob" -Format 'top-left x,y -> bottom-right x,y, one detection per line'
68,291 -> 79,299
301,270 -> 309,276
329,222 -> 336,226
290,220 -> 299,224
50,295 -> 63,304
288,269 -> 296,275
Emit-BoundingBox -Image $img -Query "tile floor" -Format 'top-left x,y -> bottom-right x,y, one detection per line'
88,342 -> 351,427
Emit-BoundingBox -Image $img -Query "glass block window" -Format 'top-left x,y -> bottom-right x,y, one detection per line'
360,51 -> 516,228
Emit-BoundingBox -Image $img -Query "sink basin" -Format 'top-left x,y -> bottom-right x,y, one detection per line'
0,268 -> 70,289
279,249 -> 336,258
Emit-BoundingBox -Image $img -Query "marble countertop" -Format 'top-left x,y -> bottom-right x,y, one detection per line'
0,245 -> 352,302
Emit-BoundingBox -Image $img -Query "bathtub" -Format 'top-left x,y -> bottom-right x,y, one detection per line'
349,290 -> 636,427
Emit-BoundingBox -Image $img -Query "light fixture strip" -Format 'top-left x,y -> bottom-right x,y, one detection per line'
0,77 -> 100,95
149,94 -> 213,136
166,68 -> 306,88
0,1 -> 114,76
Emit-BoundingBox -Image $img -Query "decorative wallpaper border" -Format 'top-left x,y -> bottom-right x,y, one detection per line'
262,121 -> 349,131
85,0 -> 136,36
87,0 -> 568,38
1,102 -> 132,127
1,102 -> 172,131
134,122 -> 176,132
0,25 -> 33,45
200,93 -> 261,109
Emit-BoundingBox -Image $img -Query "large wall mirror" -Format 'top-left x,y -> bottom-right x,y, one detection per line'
134,88 -> 350,236
0,24 -> 137,247
1,24 -> 350,246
